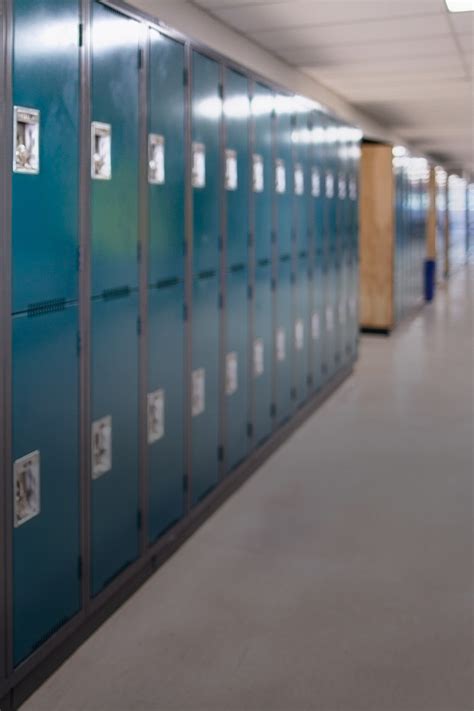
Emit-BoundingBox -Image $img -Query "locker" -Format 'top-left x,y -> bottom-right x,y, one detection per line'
348,142 -> 359,358
275,257 -> 293,425
294,256 -> 310,405
11,0 -> 80,312
310,112 -> 326,390
253,82 -> 273,263
12,306 -> 80,665
148,283 -> 185,542
224,67 -> 249,269
275,96 -> 293,258
253,262 -> 273,445
90,294 -> 139,596
192,51 -> 221,275
225,268 -> 248,471
324,118 -> 338,377
191,274 -> 219,504
148,30 -> 185,286
90,2 -> 140,297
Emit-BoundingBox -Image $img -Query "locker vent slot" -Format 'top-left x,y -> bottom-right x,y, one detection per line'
197,269 -> 216,281
257,258 -> 270,267
27,298 -> 66,318
299,250 -> 307,259
230,263 -> 245,273
279,254 -> 291,263
102,286 -> 131,301
155,277 -> 179,290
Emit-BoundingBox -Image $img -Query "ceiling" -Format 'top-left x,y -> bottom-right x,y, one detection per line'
192,0 -> 473,174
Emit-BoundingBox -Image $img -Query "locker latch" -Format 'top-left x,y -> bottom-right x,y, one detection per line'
91,416 -> 112,478
14,451 -> 41,527
225,149 -> 238,191
13,106 -> 40,174
91,122 -> 112,180
147,389 -> 165,443
148,134 -> 165,185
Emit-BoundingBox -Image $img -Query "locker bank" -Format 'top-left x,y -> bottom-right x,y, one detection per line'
1,0 -> 463,708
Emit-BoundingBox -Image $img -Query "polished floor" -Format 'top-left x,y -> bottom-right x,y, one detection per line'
23,267 -> 473,711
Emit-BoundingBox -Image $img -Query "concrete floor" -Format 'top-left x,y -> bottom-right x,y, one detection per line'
23,267 -> 473,711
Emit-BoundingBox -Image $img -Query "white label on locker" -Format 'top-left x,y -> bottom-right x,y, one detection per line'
192,368 -> 205,416
326,306 -> 334,332
252,153 -> 264,192
294,163 -> 304,195
338,175 -> 347,199
349,177 -> 357,201
148,133 -> 165,185
14,451 -> 40,528
147,389 -> 165,444
225,149 -> 238,191
276,327 -> 286,362
295,319 -> 304,351
349,295 -> 357,315
192,142 -> 206,188
91,416 -> 112,479
275,159 -> 286,194
311,167 -> 320,197
13,106 -> 40,174
254,338 -> 264,377
91,122 -> 112,180
325,172 -> 334,198
225,352 -> 238,395
339,301 -> 346,324
311,312 -> 320,341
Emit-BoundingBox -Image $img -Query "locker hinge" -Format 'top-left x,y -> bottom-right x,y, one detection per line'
271,278 -> 276,291
291,273 -> 296,285
183,68 -> 188,86
137,510 -> 143,531
247,284 -> 253,300
219,292 -> 224,310
218,82 -> 224,100
271,109 -> 276,119
137,242 -> 142,263
78,23 -> 83,48
248,231 -> 253,248
270,403 -> 276,418
218,235 -> 223,252
247,422 -> 253,438
76,246 -> 81,272
290,114 -> 297,128
137,316 -> 142,335
138,48 -> 144,70
76,332 -> 81,356
218,445 -> 224,462
307,373 -> 313,387
77,556 -> 83,580
183,239 -> 188,256
271,230 -> 276,244
291,387 -> 297,400
183,303 -> 188,321
183,474 -> 189,493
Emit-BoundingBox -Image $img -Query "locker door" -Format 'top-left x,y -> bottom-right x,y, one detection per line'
90,1 -> 140,297
334,127 -> 344,370
91,294 -> 139,596
11,0 -> 80,312
148,31 -> 186,541
275,257 -> 293,425
253,83 -> 273,264
148,284 -> 185,542
349,140 -> 360,357
294,256 -> 310,405
253,262 -> 273,444
12,307 -> 80,665
324,120 -> 338,377
275,98 -> 293,259
225,268 -> 248,471
191,274 -> 219,504
311,113 -> 325,390
224,68 -> 250,473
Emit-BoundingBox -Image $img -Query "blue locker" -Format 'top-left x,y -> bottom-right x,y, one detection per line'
275,98 -> 293,258
349,138 -> 360,357
90,2 -> 140,296
191,274 -> 219,504
225,268 -> 248,471
324,118 -> 338,377
275,258 -> 293,426
192,51 -> 221,275
148,30 -> 185,286
90,294 -> 139,596
294,257 -> 310,405
11,0 -> 80,312
12,307 -> 80,665
253,261 -> 273,445
310,112 -> 326,390
253,83 -> 273,263
148,284 -> 185,542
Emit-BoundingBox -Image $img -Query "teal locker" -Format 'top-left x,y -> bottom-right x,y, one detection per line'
12,307 -> 80,665
90,2 -> 140,296
148,283 -> 185,542
253,83 -> 273,263
275,97 -> 293,258
191,274 -> 219,503
275,257 -> 293,425
90,294 -> 139,596
253,261 -> 273,445
324,118 -> 338,377
148,30 -> 185,285
310,112 -> 326,390
294,257 -> 310,405
11,0 -> 80,312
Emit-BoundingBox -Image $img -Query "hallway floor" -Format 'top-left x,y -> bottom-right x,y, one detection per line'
23,267 -> 473,711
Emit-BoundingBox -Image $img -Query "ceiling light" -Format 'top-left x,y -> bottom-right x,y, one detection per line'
445,0 -> 474,12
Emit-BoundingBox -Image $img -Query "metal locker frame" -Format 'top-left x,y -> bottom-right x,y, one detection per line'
0,0 -> 358,705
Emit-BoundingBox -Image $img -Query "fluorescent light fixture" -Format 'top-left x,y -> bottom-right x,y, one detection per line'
445,0 -> 474,12
393,145 -> 407,157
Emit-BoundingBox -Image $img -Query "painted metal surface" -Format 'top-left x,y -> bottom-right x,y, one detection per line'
10,0 -> 80,313
90,293 -> 139,596
90,1 -> 140,296
12,307 -> 81,665
253,262 -> 273,445
274,257 -> 293,425
311,111 -> 326,391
